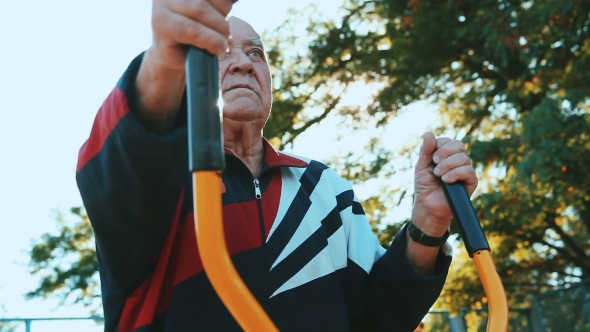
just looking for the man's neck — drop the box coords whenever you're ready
[223,120,266,178]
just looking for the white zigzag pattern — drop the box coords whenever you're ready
[267,164,386,298]
[269,167,350,270]
[270,227,347,298]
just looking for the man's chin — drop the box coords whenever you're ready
[223,107,268,124]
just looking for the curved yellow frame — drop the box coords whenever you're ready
[193,171,279,332]
[473,250,509,331]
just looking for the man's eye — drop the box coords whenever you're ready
[249,50,262,58]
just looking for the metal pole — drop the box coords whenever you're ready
[580,281,590,325]
[533,296,545,331]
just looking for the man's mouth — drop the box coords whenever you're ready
[226,84,254,92]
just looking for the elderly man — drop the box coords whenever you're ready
[76,1,478,331]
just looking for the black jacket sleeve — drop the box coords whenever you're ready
[76,53,188,302]
[363,224,451,331]
[341,191,451,331]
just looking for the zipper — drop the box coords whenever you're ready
[253,179,265,241]
[253,179,262,199]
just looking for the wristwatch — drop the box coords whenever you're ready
[407,220,450,247]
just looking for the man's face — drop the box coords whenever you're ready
[219,18,272,123]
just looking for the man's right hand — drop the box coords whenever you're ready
[135,0,237,133]
[151,0,236,72]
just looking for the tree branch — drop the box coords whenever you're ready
[279,84,351,149]
[545,213,589,268]
[579,198,590,237]
[462,57,508,85]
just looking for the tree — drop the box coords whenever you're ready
[0,298,19,332]
[27,0,590,317]
[26,207,101,313]
[265,0,590,312]
[0,322,18,332]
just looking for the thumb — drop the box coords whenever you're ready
[415,132,437,170]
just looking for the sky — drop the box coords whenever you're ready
[0,1,437,331]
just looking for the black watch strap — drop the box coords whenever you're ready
[407,220,450,247]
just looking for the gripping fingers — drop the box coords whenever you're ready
[435,137,452,149]
[440,164,478,197]
[207,0,236,17]
[152,0,229,54]
[433,140,466,164]
[169,0,231,35]
[433,153,471,177]
[439,165,476,183]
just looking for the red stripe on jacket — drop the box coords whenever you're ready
[116,169,284,330]
[117,190,185,332]
[77,87,130,173]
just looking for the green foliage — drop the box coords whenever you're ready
[0,300,18,332]
[26,207,100,313]
[26,0,590,317]
[0,323,18,332]
[263,0,590,313]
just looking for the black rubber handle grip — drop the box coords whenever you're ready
[186,47,225,171]
[442,181,490,256]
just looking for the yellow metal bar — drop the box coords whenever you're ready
[472,250,509,332]
[193,171,279,332]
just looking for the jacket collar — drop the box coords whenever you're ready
[223,137,308,169]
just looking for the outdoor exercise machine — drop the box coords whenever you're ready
[186,46,509,331]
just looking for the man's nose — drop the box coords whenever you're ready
[228,51,253,75]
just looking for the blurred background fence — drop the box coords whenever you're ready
[0,317,104,332]
[1,279,588,332]
[422,278,590,332]
[532,278,590,332]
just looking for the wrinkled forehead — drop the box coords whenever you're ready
[228,18,264,48]
[241,37,264,48]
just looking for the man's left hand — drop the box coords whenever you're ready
[411,132,478,237]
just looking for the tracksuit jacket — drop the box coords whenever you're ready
[76,53,452,332]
